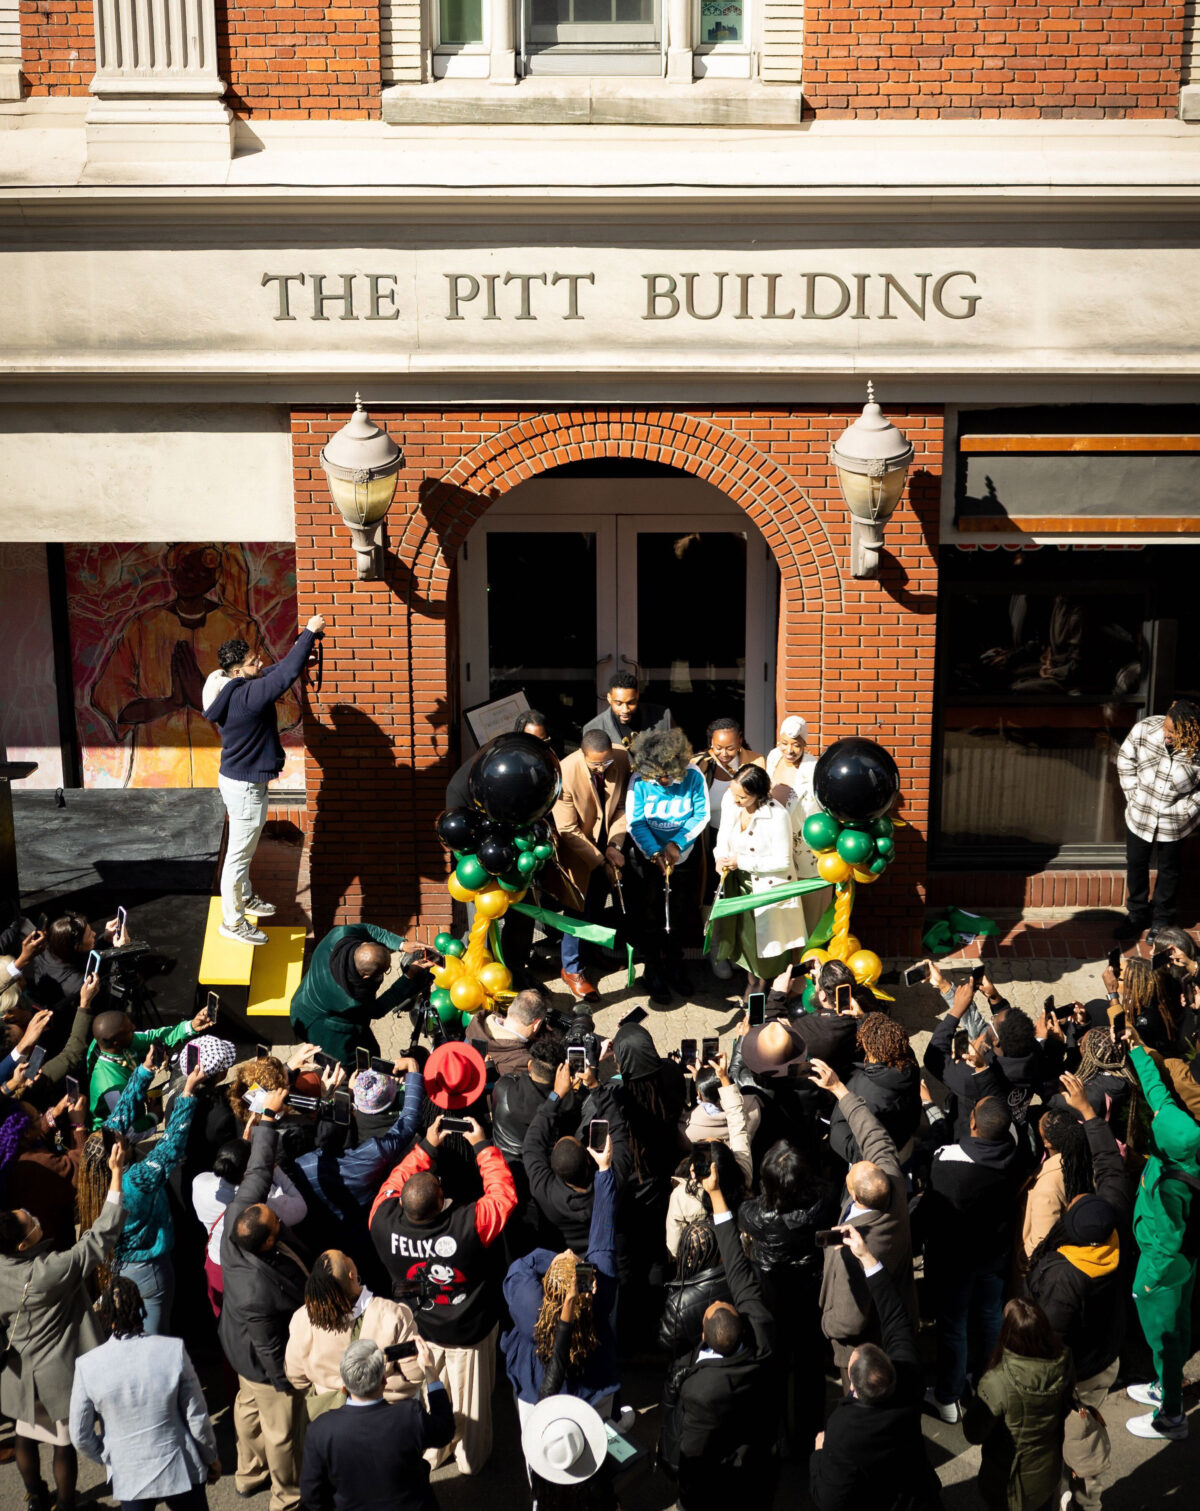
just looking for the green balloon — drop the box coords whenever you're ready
[429,988,453,1013]
[836,828,874,865]
[800,978,817,1013]
[442,939,465,957]
[868,856,889,875]
[802,812,840,852]
[513,832,535,852]
[436,999,459,1026]
[460,1011,475,1029]
[874,835,895,859]
[433,932,456,954]
[869,816,895,840]
[497,871,525,892]
[516,851,539,877]
[533,843,554,862]
[456,854,490,891]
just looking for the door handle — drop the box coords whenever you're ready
[596,654,613,668]
[621,654,642,681]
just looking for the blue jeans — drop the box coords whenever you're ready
[119,1254,175,1336]
[560,866,610,976]
[933,1257,1005,1405]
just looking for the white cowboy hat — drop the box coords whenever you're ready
[521,1395,608,1485]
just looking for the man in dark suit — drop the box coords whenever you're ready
[219,1092,310,1510]
[672,1161,777,1505]
[810,1225,942,1511]
[300,1337,454,1511]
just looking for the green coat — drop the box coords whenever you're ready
[288,923,417,1061]
[1129,1045,1200,1292]
[87,1018,198,1130]
[964,1348,1075,1511]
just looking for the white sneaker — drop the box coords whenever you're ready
[613,1405,636,1433]
[923,1387,960,1424]
[243,894,277,918]
[219,918,269,946]
[1126,1409,1187,1441]
[711,954,733,980]
[1126,1380,1163,1408]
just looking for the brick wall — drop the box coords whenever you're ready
[802,0,1185,118]
[217,1,379,119]
[291,405,943,957]
[19,0,93,94]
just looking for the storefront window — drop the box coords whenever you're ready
[440,0,484,44]
[934,545,1198,862]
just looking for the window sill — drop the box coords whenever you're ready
[381,76,804,126]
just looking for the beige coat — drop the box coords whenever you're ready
[552,747,631,899]
[284,1293,423,1402]
[666,1083,754,1256]
[1021,1154,1065,1259]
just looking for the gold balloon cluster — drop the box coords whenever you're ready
[801,877,884,990]
[428,875,526,1021]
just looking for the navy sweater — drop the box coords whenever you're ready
[203,629,315,783]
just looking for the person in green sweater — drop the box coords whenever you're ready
[1124,1041,1200,1441]
[289,923,430,1065]
[87,999,214,1130]
[78,1049,205,1335]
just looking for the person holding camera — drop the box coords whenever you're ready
[299,1337,453,1511]
[369,1051,518,1477]
[502,1134,619,1425]
[287,923,432,1068]
[203,614,326,946]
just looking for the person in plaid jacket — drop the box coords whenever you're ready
[1115,699,1200,941]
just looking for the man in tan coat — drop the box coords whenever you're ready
[811,1057,917,1374]
[552,731,631,1002]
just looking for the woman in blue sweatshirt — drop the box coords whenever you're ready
[625,728,710,1003]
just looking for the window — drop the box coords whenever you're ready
[523,0,663,73]
[441,0,485,44]
[934,545,1199,865]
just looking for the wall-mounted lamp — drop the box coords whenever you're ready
[320,395,403,581]
[830,382,914,580]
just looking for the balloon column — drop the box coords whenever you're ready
[430,734,562,1030]
[795,737,900,994]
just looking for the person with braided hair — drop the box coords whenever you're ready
[1021,1108,1095,1261]
[502,1133,619,1425]
[1115,954,1180,1055]
[1054,1027,1139,1128]
[1115,696,1200,941]
[70,1275,219,1511]
[0,1081,90,1254]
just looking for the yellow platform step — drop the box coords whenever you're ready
[197,897,255,988]
[246,925,307,1018]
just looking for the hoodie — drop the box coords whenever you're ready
[925,1132,1024,1267]
[1129,1044,1200,1286]
[202,629,315,783]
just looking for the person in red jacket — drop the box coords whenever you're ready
[369,1041,517,1476]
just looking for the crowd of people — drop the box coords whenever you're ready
[0,633,1196,1511]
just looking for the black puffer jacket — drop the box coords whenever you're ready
[829,1061,921,1165]
[737,1185,838,1281]
[657,1263,731,1364]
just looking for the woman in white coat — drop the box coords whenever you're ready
[765,714,831,939]
[710,764,809,999]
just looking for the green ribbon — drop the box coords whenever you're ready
[488,923,504,967]
[509,902,636,987]
[704,878,833,953]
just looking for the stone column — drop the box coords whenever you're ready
[666,0,693,82]
[489,0,517,82]
[87,0,234,164]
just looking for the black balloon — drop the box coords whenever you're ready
[813,738,900,825]
[478,836,518,875]
[467,733,562,827]
[435,806,485,854]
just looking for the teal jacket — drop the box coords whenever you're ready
[1130,1045,1200,1290]
[289,924,418,1044]
[104,1066,197,1266]
[87,1019,198,1131]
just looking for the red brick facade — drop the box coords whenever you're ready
[802,0,1185,119]
[19,0,94,95]
[291,406,944,956]
[217,1,379,119]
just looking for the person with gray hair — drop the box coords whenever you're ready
[467,987,549,1079]
[299,1336,453,1511]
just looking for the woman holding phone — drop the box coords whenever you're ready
[710,764,810,1001]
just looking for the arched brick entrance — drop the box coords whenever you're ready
[291,404,942,952]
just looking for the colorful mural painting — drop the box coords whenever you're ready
[0,544,64,790]
[66,543,304,790]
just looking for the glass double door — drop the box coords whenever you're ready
[458,490,777,755]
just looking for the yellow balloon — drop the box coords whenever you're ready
[447,875,477,904]
[817,852,853,884]
[479,961,513,995]
[827,934,861,962]
[851,866,880,885]
[847,948,883,986]
[450,976,486,1012]
[800,947,830,968]
[434,956,464,986]
[474,888,510,920]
